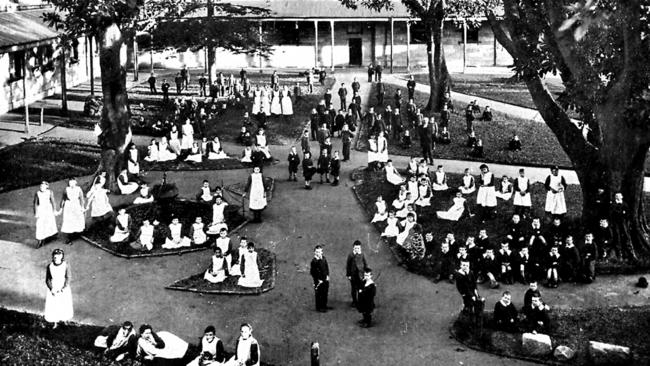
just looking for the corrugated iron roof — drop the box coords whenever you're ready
[206,0,412,19]
[0,9,58,50]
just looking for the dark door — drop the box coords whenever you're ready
[348,38,362,66]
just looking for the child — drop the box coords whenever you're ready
[215,228,233,270]
[402,129,412,148]
[382,210,399,238]
[495,176,512,200]
[471,139,484,158]
[144,139,159,162]
[439,127,451,144]
[371,196,388,223]
[137,219,155,251]
[162,218,191,249]
[302,151,316,190]
[513,168,532,219]
[436,191,471,221]
[204,247,228,283]
[229,236,248,277]
[110,208,131,243]
[414,178,432,208]
[459,168,476,194]
[317,150,331,184]
[300,129,311,155]
[385,160,405,186]
[432,165,449,191]
[207,196,228,234]
[330,151,341,186]
[190,217,207,245]
[288,146,301,182]
[497,242,514,285]
[546,246,561,288]
[237,242,264,288]
[133,184,154,205]
[396,213,417,246]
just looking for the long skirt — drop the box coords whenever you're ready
[61,201,85,234]
[44,286,73,323]
[35,204,58,241]
[476,186,497,207]
[513,192,532,207]
[545,192,567,215]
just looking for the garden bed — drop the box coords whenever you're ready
[0,138,100,193]
[451,305,650,365]
[0,307,276,366]
[351,168,650,278]
[166,248,276,295]
[82,200,247,258]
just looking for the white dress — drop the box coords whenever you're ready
[185,146,203,163]
[60,186,85,234]
[44,261,73,323]
[261,91,271,116]
[188,336,223,366]
[393,199,408,219]
[545,174,567,215]
[256,135,271,159]
[158,141,177,162]
[281,90,293,115]
[225,337,260,366]
[407,180,418,199]
[252,90,261,115]
[396,220,416,246]
[414,185,432,207]
[163,223,191,248]
[432,172,449,191]
[169,132,182,155]
[385,165,405,186]
[459,175,476,195]
[138,224,154,250]
[229,246,246,277]
[181,124,194,150]
[204,255,228,283]
[191,222,207,245]
[371,200,388,223]
[513,176,532,207]
[207,202,229,234]
[367,139,378,163]
[476,172,497,207]
[117,171,139,195]
[145,144,159,162]
[437,197,466,221]
[87,186,113,218]
[496,181,513,200]
[127,149,140,175]
[376,136,389,163]
[270,90,282,115]
[381,217,399,237]
[237,250,264,287]
[110,213,130,242]
[35,190,58,240]
[241,148,252,163]
[248,173,267,210]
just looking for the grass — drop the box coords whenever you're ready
[352,168,650,278]
[451,306,650,365]
[57,70,336,146]
[137,146,248,171]
[368,82,650,172]
[0,138,100,193]
[166,248,276,295]
[82,200,247,258]
[412,72,566,111]
[0,307,276,366]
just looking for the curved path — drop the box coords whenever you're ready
[0,70,648,365]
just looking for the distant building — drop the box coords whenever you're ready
[141,0,512,72]
[0,1,94,114]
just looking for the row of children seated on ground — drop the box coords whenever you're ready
[109,196,231,251]
[423,216,605,288]
[95,321,261,366]
[204,231,264,288]
[143,135,230,163]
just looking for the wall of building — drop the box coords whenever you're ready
[137,20,512,72]
[0,36,92,114]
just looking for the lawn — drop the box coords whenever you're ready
[82,200,247,258]
[452,305,650,365]
[364,82,650,172]
[0,307,276,366]
[411,72,566,111]
[0,139,100,193]
[166,248,276,295]
[352,168,650,278]
[57,69,336,146]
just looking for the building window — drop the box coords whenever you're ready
[460,27,480,44]
[272,21,301,46]
[38,45,55,70]
[347,24,362,34]
[409,22,426,44]
[8,51,24,81]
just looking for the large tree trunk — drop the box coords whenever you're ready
[97,23,132,192]
[424,13,451,113]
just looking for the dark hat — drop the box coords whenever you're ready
[636,277,648,288]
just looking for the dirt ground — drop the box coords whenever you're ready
[1,72,649,365]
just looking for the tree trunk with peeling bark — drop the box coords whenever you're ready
[96,23,132,192]
[423,11,450,113]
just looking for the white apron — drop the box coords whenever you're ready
[44,262,73,323]
[248,173,267,210]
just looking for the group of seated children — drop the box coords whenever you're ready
[492,285,551,334]
[428,216,602,290]
[204,231,265,288]
[144,133,230,164]
[95,321,261,366]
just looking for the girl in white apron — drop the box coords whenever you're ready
[44,249,73,328]
[60,178,85,245]
[34,181,59,247]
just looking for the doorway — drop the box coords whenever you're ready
[348,38,362,66]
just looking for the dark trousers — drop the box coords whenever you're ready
[162,92,169,102]
[149,84,157,94]
[176,84,182,95]
[342,140,351,161]
[377,93,384,105]
[349,278,362,305]
[251,209,263,223]
[375,72,382,82]
[421,143,433,164]
[340,97,347,111]
[315,281,329,310]
[199,85,206,97]
[361,311,372,325]
[408,89,414,100]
